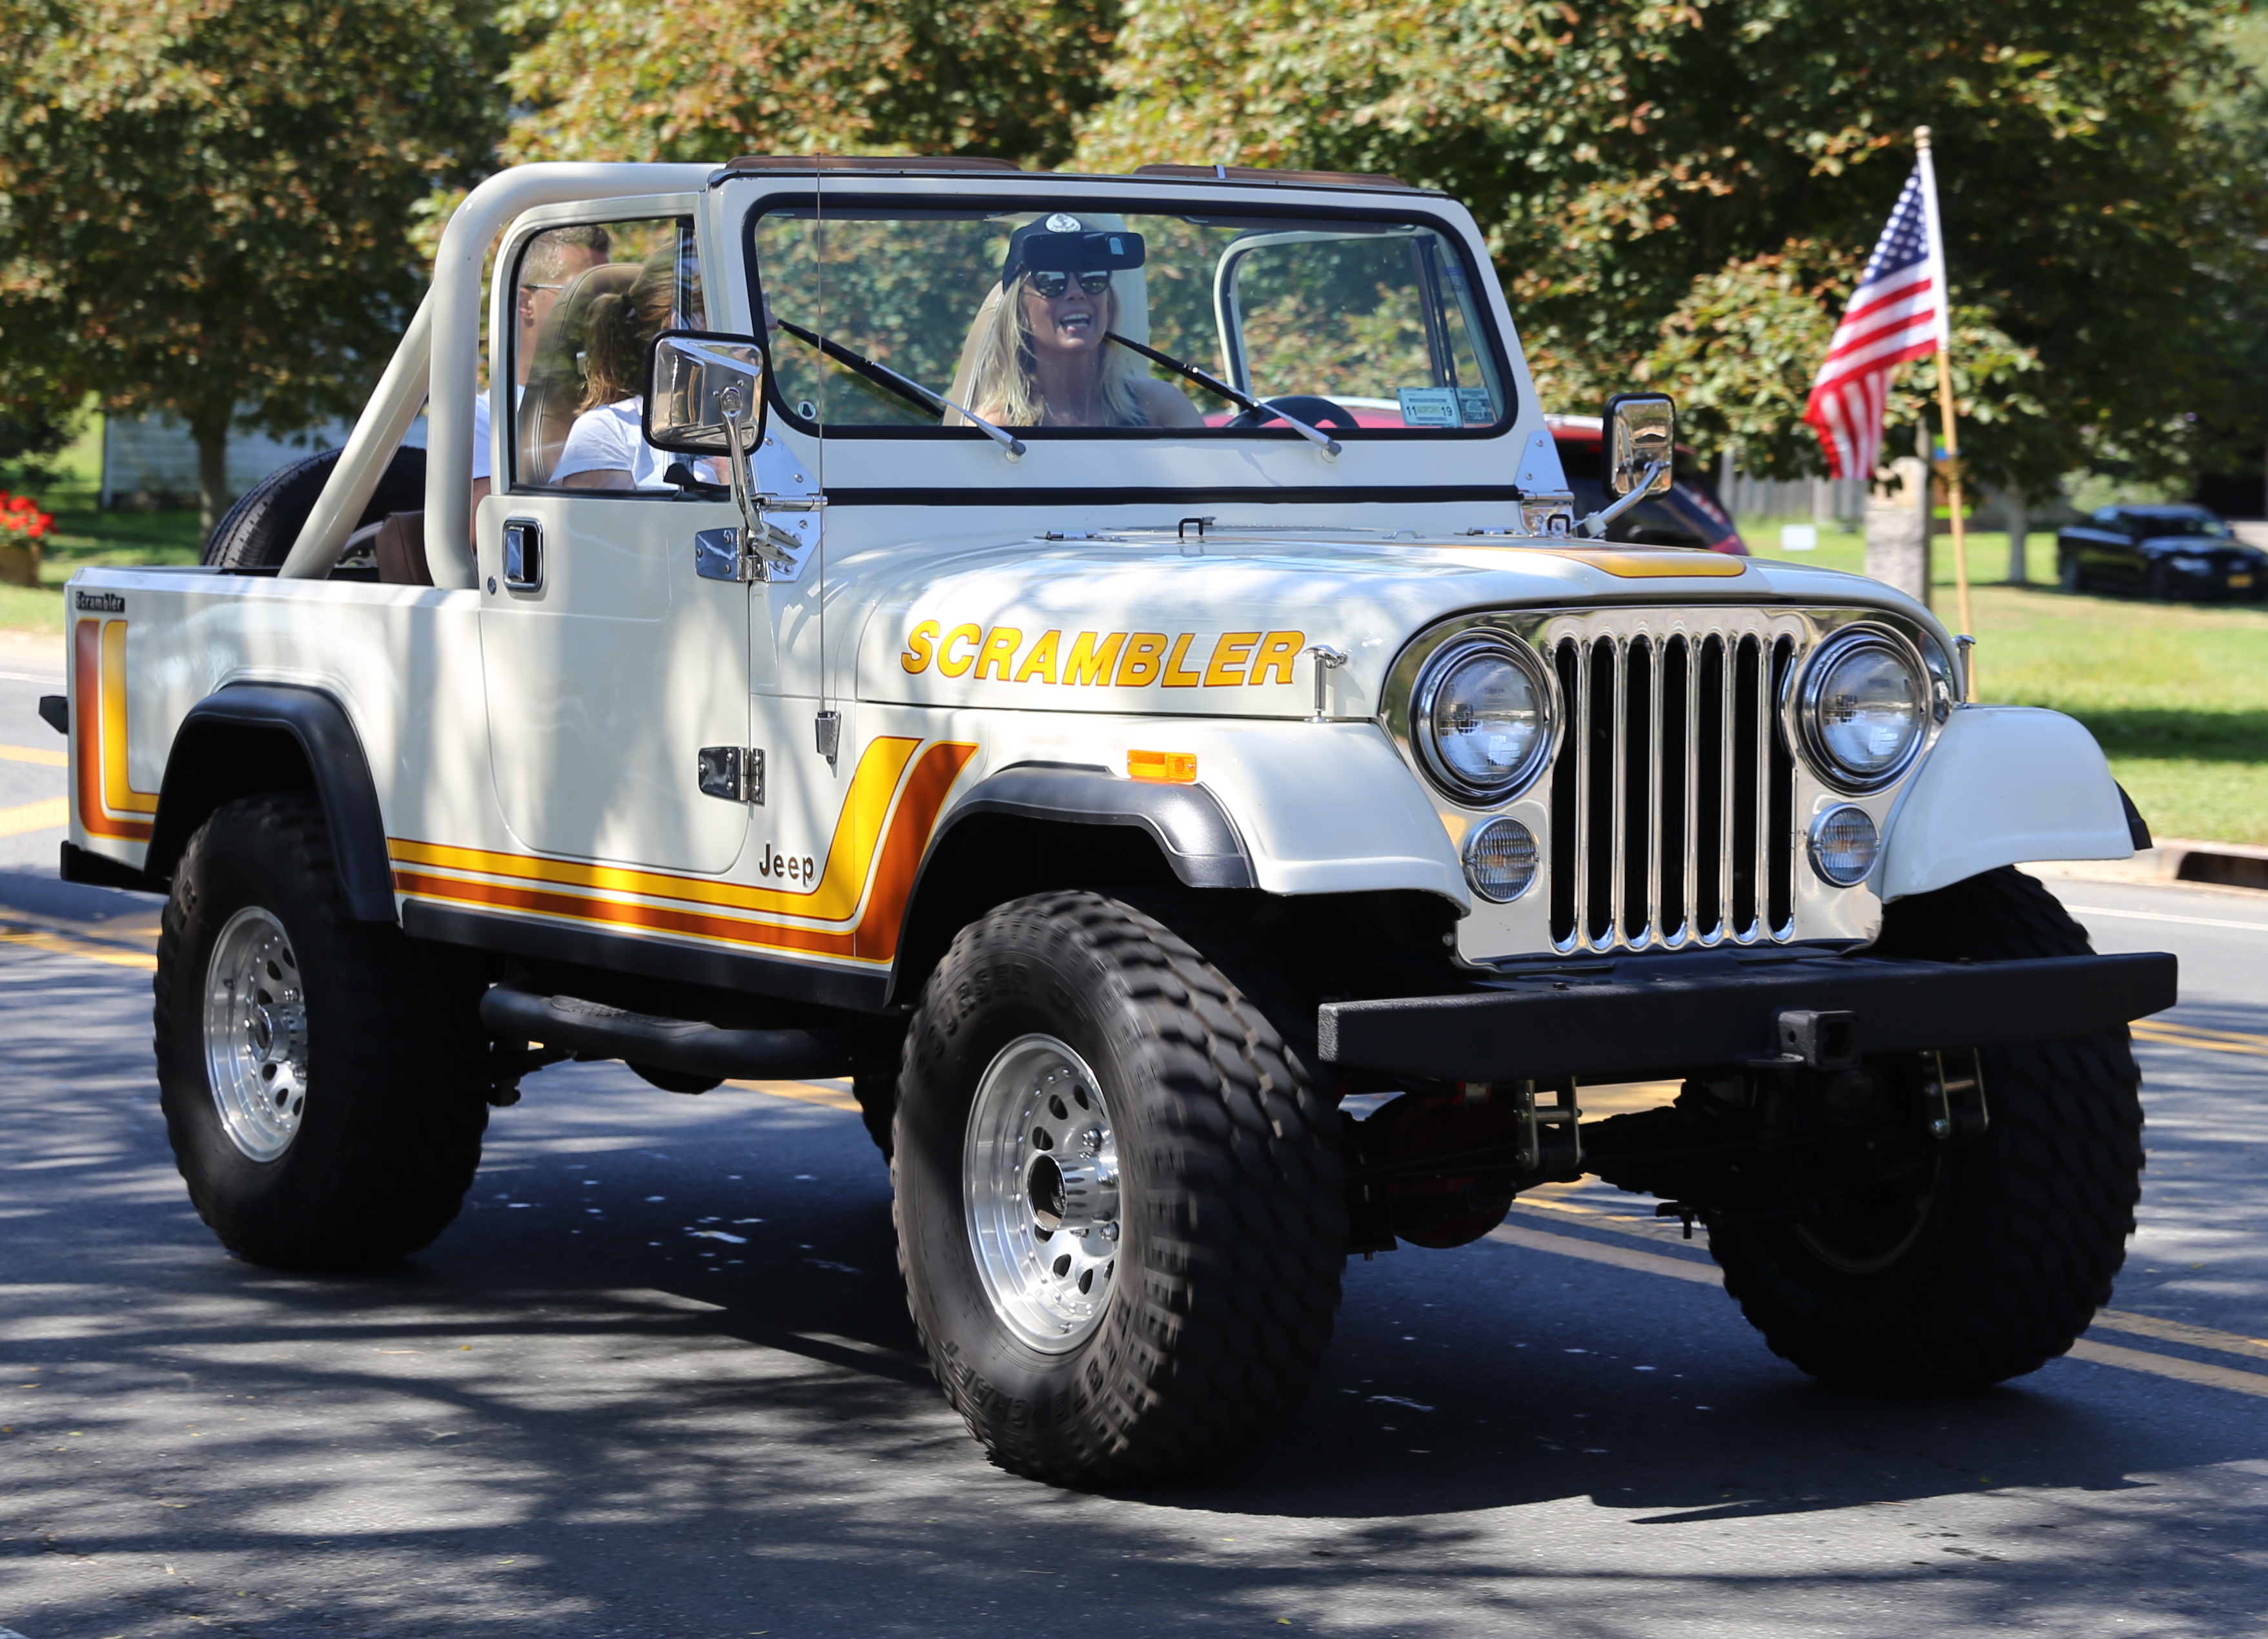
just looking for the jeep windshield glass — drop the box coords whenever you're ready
[751,205,1509,437]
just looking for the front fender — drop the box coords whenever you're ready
[1167,720,1467,904]
[1879,705,2132,902]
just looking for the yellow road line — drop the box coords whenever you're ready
[0,743,67,768]
[0,798,66,838]
[2136,1019,2268,1047]
[729,1078,861,1112]
[1490,1221,2268,1401]
[2132,1023,2268,1058]
[2093,1308,2268,1364]
[0,923,156,971]
[2066,1339,2268,1402]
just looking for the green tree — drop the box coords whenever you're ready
[501,0,1121,170]
[1076,0,2268,497]
[0,0,507,532]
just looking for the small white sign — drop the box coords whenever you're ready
[1396,387,1460,428]
[1780,524,1819,552]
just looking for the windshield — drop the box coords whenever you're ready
[2137,511,2230,538]
[749,203,1510,438]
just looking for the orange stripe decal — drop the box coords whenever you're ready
[390,736,923,919]
[73,618,155,842]
[391,738,980,966]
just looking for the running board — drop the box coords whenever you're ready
[478,985,851,1083]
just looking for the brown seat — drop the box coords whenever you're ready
[374,511,431,586]
[516,262,640,486]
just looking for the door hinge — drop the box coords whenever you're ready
[697,746,764,805]
[694,506,822,584]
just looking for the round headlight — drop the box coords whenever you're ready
[1464,816,1539,902]
[1414,636,1553,803]
[1799,630,1926,790]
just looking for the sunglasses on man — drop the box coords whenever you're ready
[1026,269,1115,298]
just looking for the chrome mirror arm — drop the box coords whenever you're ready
[1575,459,1667,539]
[719,386,797,570]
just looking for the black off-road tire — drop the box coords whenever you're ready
[153,793,491,1266]
[1708,867,2144,1391]
[203,445,425,570]
[2058,553,2084,593]
[894,891,1345,1487]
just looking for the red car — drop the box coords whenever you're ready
[1200,400,1746,553]
[1544,415,1746,554]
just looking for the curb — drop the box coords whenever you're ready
[2031,837,2268,893]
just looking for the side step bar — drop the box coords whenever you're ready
[479,985,851,1084]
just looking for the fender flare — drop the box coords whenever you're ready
[146,683,397,922]
[930,762,1257,889]
[1879,705,2133,902]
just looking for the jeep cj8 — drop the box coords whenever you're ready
[48,159,2174,1487]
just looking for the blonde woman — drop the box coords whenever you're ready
[954,216,1201,430]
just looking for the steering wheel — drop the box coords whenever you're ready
[1225,393,1361,432]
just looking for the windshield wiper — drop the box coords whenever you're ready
[1105,331,1342,457]
[776,319,1025,459]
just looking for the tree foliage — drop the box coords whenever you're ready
[501,0,1121,170]
[0,0,506,527]
[1075,0,2268,493]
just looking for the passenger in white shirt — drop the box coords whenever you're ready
[469,225,612,519]
[551,247,793,492]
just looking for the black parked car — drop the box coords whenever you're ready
[2056,504,2266,601]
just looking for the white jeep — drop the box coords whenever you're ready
[51,158,2174,1487]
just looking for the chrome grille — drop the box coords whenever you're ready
[1545,626,1798,952]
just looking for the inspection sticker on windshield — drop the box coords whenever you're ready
[1456,387,1494,424]
[1397,387,1461,426]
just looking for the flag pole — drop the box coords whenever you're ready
[1914,125,1975,695]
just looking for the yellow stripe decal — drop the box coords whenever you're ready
[99,620,159,816]
[389,736,923,922]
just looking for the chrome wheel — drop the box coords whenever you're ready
[963,1034,1120,1352]
[203,906,310,1163]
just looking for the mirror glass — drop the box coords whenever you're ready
[646,331,768,455]
[1604,392,1675,497]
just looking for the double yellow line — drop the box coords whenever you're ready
[2132,1017,2268,1058]
[1501,1199,2268,1403]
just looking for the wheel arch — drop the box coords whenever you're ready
[886,763,1254,1005]
[145,684,397,923]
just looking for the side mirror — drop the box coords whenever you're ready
[1603,392,1676,498]
[644,330,769,455]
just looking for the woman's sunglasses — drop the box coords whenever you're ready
[1027,269,1114,298]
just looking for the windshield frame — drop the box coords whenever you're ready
[737,189,1522,445]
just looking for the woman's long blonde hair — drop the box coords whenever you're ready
[579,247,678,413]
[951,274,1150,428]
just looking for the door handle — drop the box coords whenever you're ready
[502,519,543,592]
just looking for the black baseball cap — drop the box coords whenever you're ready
[1000,213,1147,286]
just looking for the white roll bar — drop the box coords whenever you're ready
[280,162,718,586]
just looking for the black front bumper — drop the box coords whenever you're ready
[1317,949,2177,1084]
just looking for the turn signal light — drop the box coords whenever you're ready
[1128,749,1198,783]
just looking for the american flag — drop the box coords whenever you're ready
[1803,160,1951,480]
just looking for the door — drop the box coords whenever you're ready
[478,210,753,874]
[479,493,752,872]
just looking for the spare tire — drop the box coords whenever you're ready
[203,445,426,572]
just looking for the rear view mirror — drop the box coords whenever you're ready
[1604,392,1676,498]
[645,331,769,455]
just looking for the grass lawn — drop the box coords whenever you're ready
[1747,522,2268,846]
[1,417,205,632]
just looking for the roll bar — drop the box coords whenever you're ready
[279,162,717,586]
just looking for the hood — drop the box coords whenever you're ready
[852,530,1941,719]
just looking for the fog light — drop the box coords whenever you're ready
[1464,816,1539,903]
[1809,805,1879,887]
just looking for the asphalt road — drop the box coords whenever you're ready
[4,645,2267,1638]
